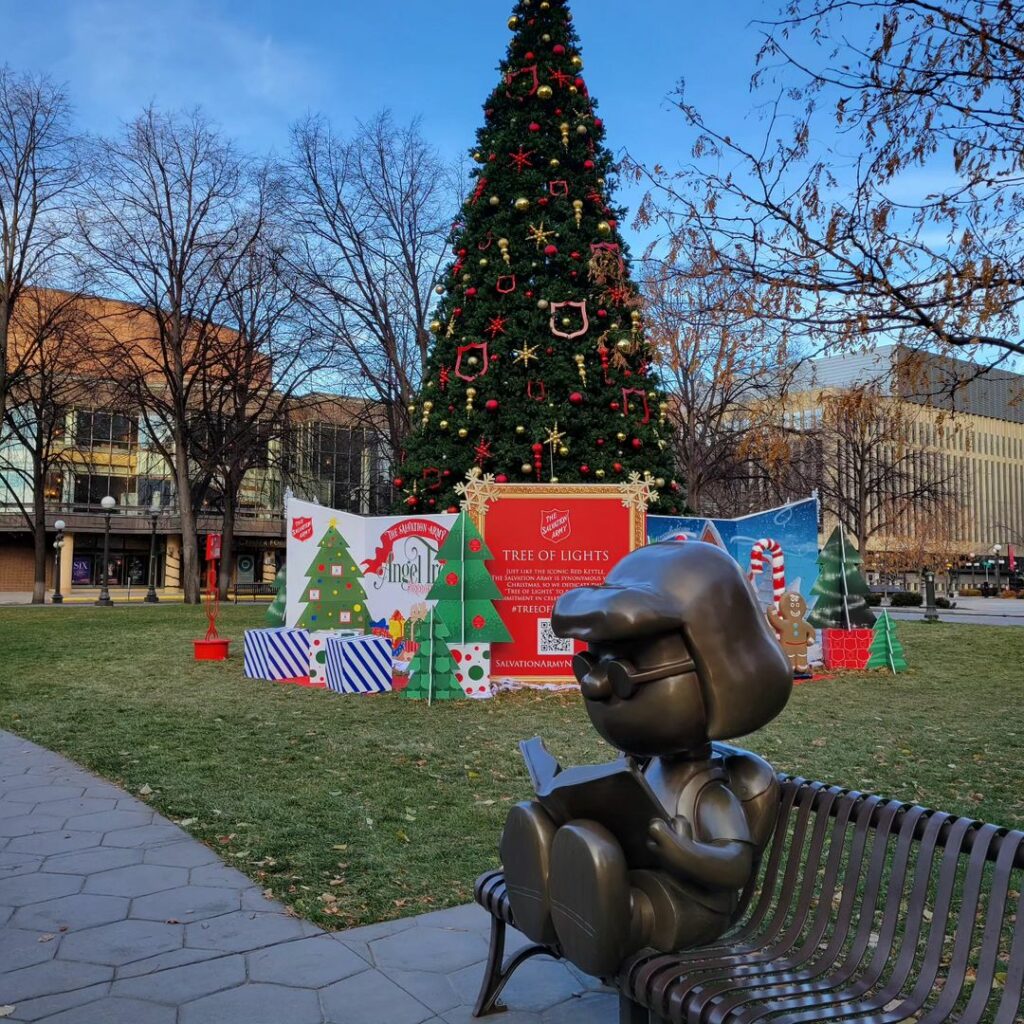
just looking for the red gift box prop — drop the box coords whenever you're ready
[821,628,873,670]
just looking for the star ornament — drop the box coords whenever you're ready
[513,342,540,367]
[485,315,507,339]
[618,471,659,512]
[455,472,502,516]
[509,146,535,173]
[527,221,557,249]
[544,422,567,449]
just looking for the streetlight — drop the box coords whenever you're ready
[923,568,940,623]
[52,519,66,605]
[992,543,1002,592]
[96,495,116,607]
[144,496,161,603]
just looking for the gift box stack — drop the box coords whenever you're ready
[243,627,311,684]
[325,635,394,694]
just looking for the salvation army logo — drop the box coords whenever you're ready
[291,516,314,542]
[540,509,571,544]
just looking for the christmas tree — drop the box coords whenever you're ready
[265,565,287,626]
[866,611,908,673]
[428,511,512,644]
[296,520,370,633]
[808,526,876,630]
[394,0,681,513]
[402,607,465,702]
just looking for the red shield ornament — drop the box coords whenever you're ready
[505,64,539,98]
[549,300,589,340]
[455,341,490,381]
[540,509,572,544]
[291,517,313,542]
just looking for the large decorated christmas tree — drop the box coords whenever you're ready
[296,520,370,632]
[395,0,681,513]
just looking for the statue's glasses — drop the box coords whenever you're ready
[572,651,697,701]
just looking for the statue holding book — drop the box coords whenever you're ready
[500,541,793,978]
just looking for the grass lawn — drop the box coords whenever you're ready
[1,604,1022,930]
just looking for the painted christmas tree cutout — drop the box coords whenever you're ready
[402,606,465,702]
[867,611,908,673]
[808,526,876,629]
[296,519,370,633]
[428,512,512,645]
[265,565,287,626]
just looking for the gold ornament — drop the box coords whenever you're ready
[595,468,606,479]
[439,420,449,430]
[521,463,533,474]
[434,284,445,295]
[540,1,550,9]
[473,151,484,163]
[498,236,511,265]
[574,353,587,385]
[407,403,416,413]
[655,477,666,488]
[466,355,479,367]
[515,425,526,435]
[573,198,583,226]
[631,309,642,321]
[616,337,632,352]
[537,298,549,309]
[508,15,519,29]
[527,221,557,248]
[561,316,572,327]
[550,476,559,483]
[462,273,472,282]
[423,400,433,411]
[514,197,531,212]
[558,445,569,456]
[596,177,606,187]
[544,422,567,448]
[617,431,627,442]
[458,428,469,439]
[513,343,540,367]
[576,124,588,136]
[537,84,553,101]
[549,157,560,168]
[568,85,578,94]
[560,122,570,149]
[571,55,583,69]
[466,386,477,413]
[429,320,442,334]
[479,258,489,267]
[489,195,501,206]
[597,220,612,236]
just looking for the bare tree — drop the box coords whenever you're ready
[642,261,802,516]
[0,289,90,602]
[0,67,80,424]
[286,111,452,466]
[631,0,1024,385]
[797,386,959,554]
[77,107,256,603]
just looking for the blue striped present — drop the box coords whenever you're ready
[243,627,310,681]
[324,635,393,695]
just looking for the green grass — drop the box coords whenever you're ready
[0,605,1021,929]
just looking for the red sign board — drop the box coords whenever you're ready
[205,534,222,561]
[475,485,646,684]
[291,516,314,542]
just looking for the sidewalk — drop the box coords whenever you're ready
[0,732,614,1022]
[0,590,272,607]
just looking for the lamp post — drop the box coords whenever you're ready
[96,495,116,607]
[992,544,1002,592]
[923,568,940,623]
[144,498,161,604]
[52,519,66,604]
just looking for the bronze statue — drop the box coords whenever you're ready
[500,541,793,978]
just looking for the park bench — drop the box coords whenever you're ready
[232,582,276,603]
[473,774,1024,1022]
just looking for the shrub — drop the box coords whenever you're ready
[891,592,923,607]
[866,593,882,606]
[998,590,1018,599]
[958,587,981,596]
[936,596,951,609]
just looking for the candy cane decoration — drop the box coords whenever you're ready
[749,539,786,610]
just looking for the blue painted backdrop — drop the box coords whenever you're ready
[648,497,820,609]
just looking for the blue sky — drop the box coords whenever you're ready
[4,0,774,229]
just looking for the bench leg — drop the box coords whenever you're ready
[619,993,650,1023]
[472,915,555,1017]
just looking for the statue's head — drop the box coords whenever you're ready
[552,542,792,758]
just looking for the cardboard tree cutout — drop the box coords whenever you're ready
[866,610,908,673]
[401,606,465,703]
[296,519,370,633]
[428,510,511,697]
[265,565,287,627]
[809,526,876,669]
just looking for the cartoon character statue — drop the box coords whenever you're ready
[767,590,816,677]
[499,541,793,978]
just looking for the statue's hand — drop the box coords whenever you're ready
[646,816,693,872]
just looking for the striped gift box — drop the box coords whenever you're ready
[324,635,394,695]
[243,627,310,681]
[309,629,362,688]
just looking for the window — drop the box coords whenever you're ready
[73,474,136,508]
[74,409,139,450]
[291,422,387,514]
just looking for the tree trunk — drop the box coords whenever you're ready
[217,483,237,601]
[0,301,9,422]
[174,442,201,604]
[31,485,47,605]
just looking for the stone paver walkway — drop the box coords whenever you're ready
[0,732,615,1022]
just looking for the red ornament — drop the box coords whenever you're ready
[392,477,404,488]
[446,571,459,587]
[472,614,487,630]
[447,505,458,513]
[631,438,643,450]
[538,197,550,207]
[485,399,500,412]
[466,286,477,297]
[613,462,624,473]
[575,77,585,87]
[580,464,591,475]
[569,392,583,405]
[596,438,606,447]
[545,346,554,355]
[531,443,544,453]
[597,308,607,318]
[406,496,420,507]
[544,243,559,256]
[525,51,535,60]
[458,247,467,257]
[583,159,595,170]
[570,251,581,260]
[553,44,566,54]
[494,475,508,484]
[528,122,541,132]
[594,118,603,128]
[609,400,621,411]
[442,469,452,478]
[428,499,436,507]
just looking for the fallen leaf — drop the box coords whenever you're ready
[37,934,55,943]
[0,1006,14,1018]
[179,818,197,827]
[332,844,349,852]
[812,738,826,748]
[138,784,153,796]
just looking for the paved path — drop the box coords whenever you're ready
[0,732,615,1022]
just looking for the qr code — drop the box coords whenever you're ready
[537,618,573,656]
